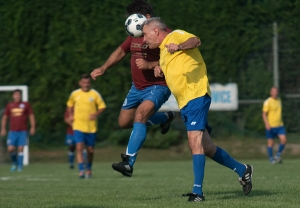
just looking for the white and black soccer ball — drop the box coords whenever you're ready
[125,14,147,38]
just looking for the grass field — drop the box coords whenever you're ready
[1,159,300,208]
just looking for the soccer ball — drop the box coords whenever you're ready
[125,14,147,38]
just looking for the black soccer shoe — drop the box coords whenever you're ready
[160,111,176,134]
[182,193,205,202]
[112,153,133,177]
[239,164,254,195]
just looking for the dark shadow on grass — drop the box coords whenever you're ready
[211,189,278,199]
[61,206,107,208]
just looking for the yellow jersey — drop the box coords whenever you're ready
[159,30,210,109]
[67,89,106,133]
[262,97,283,127]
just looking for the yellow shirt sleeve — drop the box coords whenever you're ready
[169,30,198,45]
[262,100,269,113]
[67,92,75,107]
[96,93,106,109]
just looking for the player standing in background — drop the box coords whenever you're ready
[142,17,253,202]
[67,74,106,178]
[64,108,76,169]
[90,0,175,177]
[64,108,87,169]
[262,87,287,164]
[1,89,35,172]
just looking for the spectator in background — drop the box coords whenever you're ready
[67,74,106,178]
[64,107,87,169]
[1,89,35,172]
[262,86,287,164]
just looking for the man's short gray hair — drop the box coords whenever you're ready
[142,17,167,31]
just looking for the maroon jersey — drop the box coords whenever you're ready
[64,109,74,135]
[4,102,33,131]
[120,35,168,90]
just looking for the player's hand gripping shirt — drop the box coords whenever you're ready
[4,102,34,131]
[159,30,211,109]
[67,89,106,133]
[262,97,283,127]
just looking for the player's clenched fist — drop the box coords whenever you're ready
[135,58,149,70]
[154,66,164,77]
[164,43,180,54]
[90,67,106,80]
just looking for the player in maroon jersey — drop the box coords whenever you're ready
[90,0,175,177]
[1,89,35,172]
[64,108,75,169]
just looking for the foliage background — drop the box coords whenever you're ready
[0,0,299,148]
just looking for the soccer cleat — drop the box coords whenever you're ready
[160,111,176,134]
[85,170,92,179]
[10,165,17,172]
[270,160,277,165]
[112,153,133,177]
[78,171,85,178]
[274,155,282,164]
[182,193,205,202]
[239,164,253,195]
[70,164,74,169]
[17,167,23,172]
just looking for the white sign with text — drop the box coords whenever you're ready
[159,83,238,112]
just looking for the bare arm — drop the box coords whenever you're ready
[29,114,36,135]
[1,114,7,136]
[90,108,106,120]
[135,59,159,70]
[64,116,73,126]
[262,111,271,130]
[165,37,201,54]
[90,47,127,80]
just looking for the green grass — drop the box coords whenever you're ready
[1,160,300,208]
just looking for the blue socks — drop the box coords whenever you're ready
[10,152,17,165]
[86,162,92,171]
[17,152,24,169]
[267,146,274,161]
[276,144,285,157]
[192,154,205,196]
[211,146,246,178]
[78,163,84,172]
[68,151,74,165]
[146,112,168,126]
[126,122,147,167]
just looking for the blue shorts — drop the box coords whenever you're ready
[180,95,212,132]
[65,134,75,146]
[266,126,286,139]
[7,131,27,147]
[74,130,96,147]
[122,83,171,112]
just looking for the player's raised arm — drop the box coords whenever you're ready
[90,47,127,80]
[165,37,201,54]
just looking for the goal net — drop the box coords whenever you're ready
[0,86,29,165]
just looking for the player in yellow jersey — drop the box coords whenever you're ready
[262,87,287,164]
[142,17,253,202]
[67,74,106,178]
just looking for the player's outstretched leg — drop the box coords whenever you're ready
[211,146,253,195]
[112,122,146,177]
[146,111,176,134]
